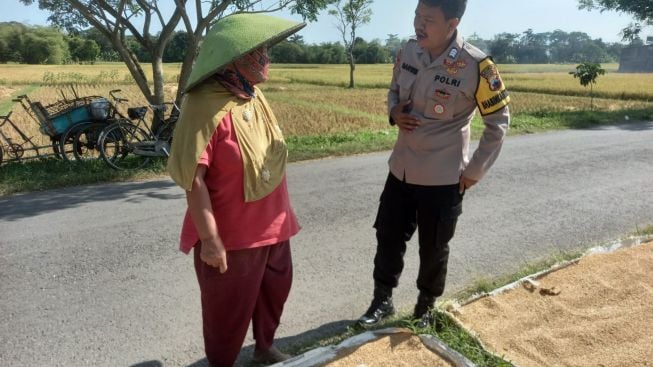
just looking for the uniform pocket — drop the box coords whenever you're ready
[424,86,458,120]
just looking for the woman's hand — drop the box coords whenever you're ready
[187,165,227,273]
[200,236,228,273]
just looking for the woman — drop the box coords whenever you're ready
[167,14,305,367]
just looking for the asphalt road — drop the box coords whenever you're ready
[1,122,652,367]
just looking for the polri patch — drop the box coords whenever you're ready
[434,74,462,88]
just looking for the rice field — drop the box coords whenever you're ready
[1,63,652,155]
[0,63,184,86]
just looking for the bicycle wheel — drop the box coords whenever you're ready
[72,122,106,161]
[51,138,63,159]
[99,121,152,170]
[59,122,92,162]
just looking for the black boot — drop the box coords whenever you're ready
[357,284,395,327]
[412,292,435,329]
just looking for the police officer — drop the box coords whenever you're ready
[358,0,510,328]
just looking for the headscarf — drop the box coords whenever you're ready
[213,48,270,100]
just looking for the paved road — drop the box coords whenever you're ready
[1,122,652,367]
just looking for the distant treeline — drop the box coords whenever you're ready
[0,22,634,65]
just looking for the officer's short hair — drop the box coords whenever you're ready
[420,0,467,20]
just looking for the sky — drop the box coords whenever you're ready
[2,0,651,44]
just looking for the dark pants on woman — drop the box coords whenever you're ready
[373,173,463,299]
[194,240,292,367]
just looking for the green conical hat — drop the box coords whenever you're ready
[184,13,306,92]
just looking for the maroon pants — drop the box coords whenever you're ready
[194,240,293,367]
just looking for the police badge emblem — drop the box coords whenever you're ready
[434,104,445,114]
[480,63,503,91]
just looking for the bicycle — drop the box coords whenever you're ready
[97,102,179,170]
[64,89,130,162]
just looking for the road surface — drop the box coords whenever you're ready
[1,122,652,366]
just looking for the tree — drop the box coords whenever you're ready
[328,0,372,88]
[569,62,606,109]
[163,31,189,63]
[488,33,519,64]
[82,28,121,61]
[514,29,549,64]
[353,37,390,63]
[68,36,100,63]
[19,0,333,131]
[384,33,403,60]
[465,33,489,54]
[578,0,653,42]
[22,27,69,64]
[306,42,346,63]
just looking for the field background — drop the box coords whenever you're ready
[1,62,653,161]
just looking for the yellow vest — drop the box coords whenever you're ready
[167,81,287,202]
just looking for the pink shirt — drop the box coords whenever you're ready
[179,112,300,254]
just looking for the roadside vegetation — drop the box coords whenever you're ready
[1,63,652,196]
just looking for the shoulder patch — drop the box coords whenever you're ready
[475,57,510,116]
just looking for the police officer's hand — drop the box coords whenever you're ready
[391,100,421,132]
[459,175,477,194]
[200,236,228,273]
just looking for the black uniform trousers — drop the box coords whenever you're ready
[373,172,463,299]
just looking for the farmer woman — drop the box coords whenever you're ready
[167,13,305,367]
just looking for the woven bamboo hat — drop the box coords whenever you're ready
[184,13,306,92]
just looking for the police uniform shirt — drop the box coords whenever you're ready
[387,32,510,186]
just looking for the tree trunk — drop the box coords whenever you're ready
[150,57,166,133]
[348,50,355,89]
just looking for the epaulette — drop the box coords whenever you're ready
[462,42,488,62]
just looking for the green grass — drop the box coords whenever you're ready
[287,129,397,161]
[281,310,513,367]
[0,157,168,196]
[451,250,583,302]
[510,107,653,134]
[2,105,652,196]
[635,225,653,236]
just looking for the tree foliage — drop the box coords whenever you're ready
[0,22,80,64]
[485,29,621,64]
[578,0,653,41]
[328,0,373,88]
[18,0,334,130]
[569,62,606,109]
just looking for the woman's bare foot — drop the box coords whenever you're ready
[253,345,291,364]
